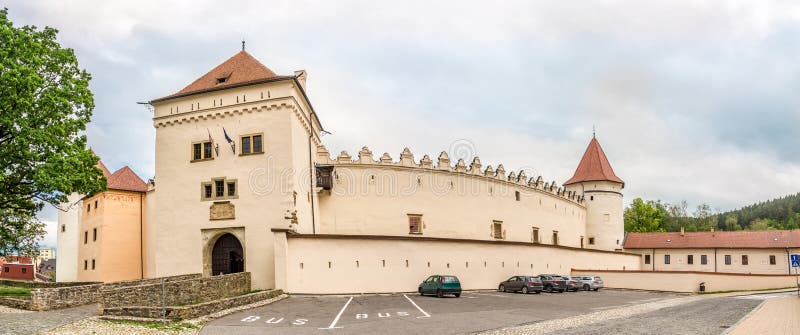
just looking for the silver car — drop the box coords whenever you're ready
[573,276,603,291]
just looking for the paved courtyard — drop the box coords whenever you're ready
[0,304,97,335]
[200,290,679,335]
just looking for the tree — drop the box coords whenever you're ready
[0,8,105,256]
[624,198,666,233]
[724,214,742,231]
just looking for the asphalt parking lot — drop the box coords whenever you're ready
[200,289,679,335]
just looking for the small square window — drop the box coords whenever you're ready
[408,214,422,234]
[532,227,539,243]
[742,255,748,265]
[724,255,731,265]
[701,255,708,265]
[94,200,98,209]
[204,184,212,199]
[241,137,251,155]
[588,237,595,245]
[61,224,65,233]
[253,135,263,153]
[515,191,520,201]
[770,255,776,265]
[193,143,202,160]
[227,182,236,197]
[493,221,503,239]
[687,255,694,264]
[203,142,213,159]
[644,254,651,264]
[21,268,26,274]
[87,204,90,212]
[91,259,96,270]
[552,231,559,245]
[664,255,671,264]
[215,180,225,197]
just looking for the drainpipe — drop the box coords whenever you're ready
[140,193,144,279]
[714,248,718,273]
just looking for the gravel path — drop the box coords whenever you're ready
[481,295,706,335]
[547,296,762,335]
[0,304,97,335]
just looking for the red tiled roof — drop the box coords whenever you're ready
[564,137,624,185]
[153,51,283,102]
[107,166,148,192]
[624,230,800,249]
[97,159,112,179]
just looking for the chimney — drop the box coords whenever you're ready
[294,70,307,90]
[680,226,685,237]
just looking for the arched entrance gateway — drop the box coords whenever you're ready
[211,233,244,276]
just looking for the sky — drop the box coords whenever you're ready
[6,1,800,249]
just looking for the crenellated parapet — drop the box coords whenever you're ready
[316,145,584,205]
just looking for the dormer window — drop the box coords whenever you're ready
[216,71,232,85]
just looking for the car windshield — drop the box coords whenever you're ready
[443,276,459,283]
[595,277,602,281]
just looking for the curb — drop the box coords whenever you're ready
[719,299,767,335]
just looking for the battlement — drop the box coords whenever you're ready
[317,145,585,205]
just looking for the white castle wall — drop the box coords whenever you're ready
[56,193,82,282]
[316,146,591,248]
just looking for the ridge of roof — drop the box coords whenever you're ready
[564,137,624,185]
[107,166,148,193]
[152,51,280,102]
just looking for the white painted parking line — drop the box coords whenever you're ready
[319,296,353,330]
[403,294,431,318]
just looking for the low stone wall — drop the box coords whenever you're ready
[0,279,100,288]
[103,289,282,321]
[0,273,202,311]
[571,269,800,293]
[0,297,33,310]
[102,272,251,308]
[100,273,201,290]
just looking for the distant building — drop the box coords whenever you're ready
[623,228,800,274]
[38,259,57,280]
[0,256,35,281]
[38,248,55,261]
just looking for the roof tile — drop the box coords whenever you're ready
[624,230,800,249]
[564,137,623,185]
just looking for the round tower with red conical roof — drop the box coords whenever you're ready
[564,136,625,251]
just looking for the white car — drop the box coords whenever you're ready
[573,276,604,291]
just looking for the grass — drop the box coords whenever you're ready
[698,286,798,295]
[107,319,199,331]
[0,285,30,297]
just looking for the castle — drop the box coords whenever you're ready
[58,50,640,292]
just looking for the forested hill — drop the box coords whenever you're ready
[716,192,800,231]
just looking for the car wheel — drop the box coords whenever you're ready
[454,293,461,298]
[436,289,443,298]
[583,284,590,291]
[535,290,541,294]
[544,284,552,292]
[594,288,600,291]
[419,287,424,296]
[499,284,506,293]
[522,286,529,294]
[559,289,565,293]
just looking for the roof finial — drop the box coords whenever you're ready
[241,39,246,51]
[592,125,596,139]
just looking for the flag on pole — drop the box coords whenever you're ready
[207,129,218,157]
[223,127,236,154]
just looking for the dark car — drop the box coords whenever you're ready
[418,275,461,298]
[498,276,544,294]
[537,274,566,293]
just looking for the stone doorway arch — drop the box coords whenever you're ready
[202,227,245,277]
[211,234,244,276]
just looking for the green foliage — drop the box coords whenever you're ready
[624,198,666,232]
[0,285,31,297]
[0,8,105,256]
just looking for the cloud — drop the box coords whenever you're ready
[7,0,800,228]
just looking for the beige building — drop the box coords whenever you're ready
[623,229,800,275]
[75,160,148,282]
[60,50,640,292]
